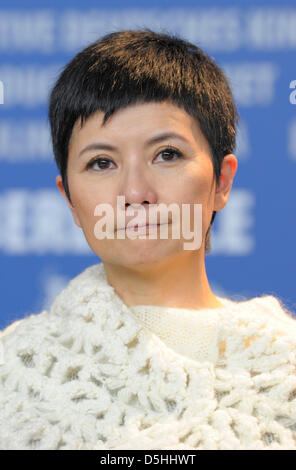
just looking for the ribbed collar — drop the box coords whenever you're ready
[128,300,233,363]
[73,261,236,363]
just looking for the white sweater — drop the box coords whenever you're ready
[1,262,296,450]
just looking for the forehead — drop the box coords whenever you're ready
[69,100,211,155]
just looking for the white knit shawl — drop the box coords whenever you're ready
[1,262,296,450]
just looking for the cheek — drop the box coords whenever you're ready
[70,182,101,231]
[174,168,213,205]
[70,184,119,242]
[69,174,100,211]
[73,192,94,218]
[174,171,214,235]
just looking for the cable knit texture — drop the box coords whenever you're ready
[1,262,296,450]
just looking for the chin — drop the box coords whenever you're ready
[102,242,184,268]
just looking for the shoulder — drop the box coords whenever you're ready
[217,293,296,345]
[0,262,107,336]
[242,294,296,329]
[216,294,296,370]
[0,261,141,376]
[0,262,111,363]
[219,293,296,325]
[0,318,26,339]
[48,262,114,319]
[0,309,51,347]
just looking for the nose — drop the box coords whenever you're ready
[121,167,158,209]
[124,197,158,225]
[118,167,159,225]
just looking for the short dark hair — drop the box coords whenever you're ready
[48,28,239,254]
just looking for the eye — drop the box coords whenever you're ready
[155,147,184,162]
[86,158,114,171]
[86,147,184,172]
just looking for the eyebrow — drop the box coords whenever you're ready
[78,132,190,158]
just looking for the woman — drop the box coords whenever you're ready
[1,29,296,450]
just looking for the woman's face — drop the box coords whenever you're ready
[57,100,236,268]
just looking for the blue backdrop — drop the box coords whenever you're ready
[1,0,296,330]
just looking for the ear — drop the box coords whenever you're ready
[56,174,82,228]
[213,154,238,212]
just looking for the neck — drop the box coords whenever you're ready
[102,249,223,311]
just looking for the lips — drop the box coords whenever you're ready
[124,223,160,230]
[116,222,164,231]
